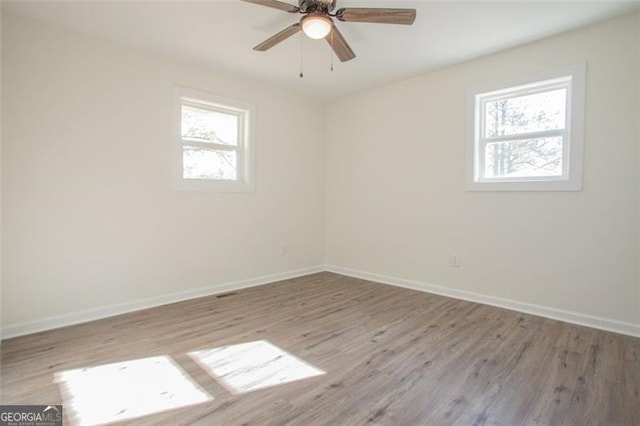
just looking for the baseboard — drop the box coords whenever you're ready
[325,265,640,338]
[5,264,638,340]
[1,266,324,340]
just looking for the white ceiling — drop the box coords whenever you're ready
[4,0,639,100]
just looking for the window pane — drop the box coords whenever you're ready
[183,146,237,180]
[485,88,566,138]
[484,137,563,178]
[181,105,238,146]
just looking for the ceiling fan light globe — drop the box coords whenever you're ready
[301,14,332,39]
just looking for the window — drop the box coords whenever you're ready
[174,88,255,192]
[466,64,585,191]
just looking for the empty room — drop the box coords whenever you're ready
[1,0,639,425]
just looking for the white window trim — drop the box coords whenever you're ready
[465,63,586,192]
[173,87,256,192]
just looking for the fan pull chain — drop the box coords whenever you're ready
[299,33,304,78]
[330,30,334,72]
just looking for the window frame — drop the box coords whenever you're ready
[466,63,586,191]
[173,87,256,192]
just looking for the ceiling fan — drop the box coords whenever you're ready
[242,0,417,62]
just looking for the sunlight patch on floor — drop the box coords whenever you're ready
[54,356,212,425]
[189,340,325,394]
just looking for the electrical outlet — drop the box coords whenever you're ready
[449,253,460,268]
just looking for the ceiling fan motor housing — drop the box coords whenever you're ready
[299,0,336,14]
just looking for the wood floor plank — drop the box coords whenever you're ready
[1,272,638,425]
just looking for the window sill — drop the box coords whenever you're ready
[173,179,255,193]
[465,179,582,192]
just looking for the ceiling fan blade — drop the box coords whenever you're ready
[253,23,301,51]
[336,8,417,25]
[241,0,300,13]
[326,24,355,62]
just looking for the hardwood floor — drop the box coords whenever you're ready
[1,272,639,425]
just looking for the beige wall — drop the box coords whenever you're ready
[1,13,325,328]
[325,13,640,326]
[637,12,640,324]
[0,4,3,339]
[3,10,639,335]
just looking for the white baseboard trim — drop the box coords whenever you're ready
[325,265,640,338]
[1,266,324,340]
[5,264,638,340]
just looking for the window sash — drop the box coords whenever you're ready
[179,100,247,183]
[479,79,570,104]
[465,63,585,192]
[180,102,244,147]
[475,79,572,182]
[173,87,255,192]
[181,144,243,182]
[181,100,244,117]
[181,140,239,151]
[478,80,570,143]
[477,131,568,182]
[478,128,567,144]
